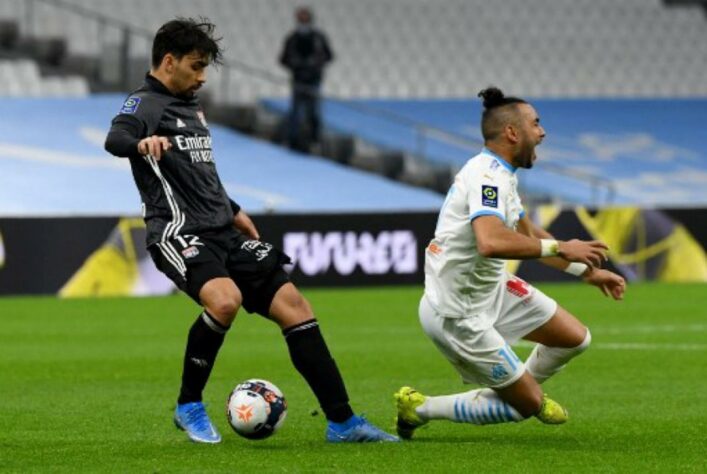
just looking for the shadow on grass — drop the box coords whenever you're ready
[406,430,618,452]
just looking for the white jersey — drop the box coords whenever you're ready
[424,148,525,318]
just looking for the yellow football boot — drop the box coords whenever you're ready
[535,394,569,425]
[394,386,428,439]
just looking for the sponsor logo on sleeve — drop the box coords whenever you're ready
[482,185,498,208]
[119,97,141,114]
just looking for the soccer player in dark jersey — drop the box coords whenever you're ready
[104,18,397,444]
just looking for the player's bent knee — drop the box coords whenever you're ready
[202,289,242,322]
[209,299,239,319]
[199,278,242,316]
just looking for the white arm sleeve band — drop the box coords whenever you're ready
[565,262,589,277]
[540,239,559,257]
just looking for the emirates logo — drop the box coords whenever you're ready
[236,404,254,423]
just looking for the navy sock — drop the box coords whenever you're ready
[283,319,354,423]
[177,311,229,405]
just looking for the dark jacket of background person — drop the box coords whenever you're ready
[279,25,333,86]
[278,7,334,151]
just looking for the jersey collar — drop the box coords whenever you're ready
[482,147,517,173]
[145,73,173,95]
[144,73,198,104]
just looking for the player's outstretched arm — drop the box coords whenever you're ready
[557,239,608,268]
[473,215,607,267]
[105,116,144,158]
[233,210,260,240]
[105,115,171,159]
[516,214,609,271]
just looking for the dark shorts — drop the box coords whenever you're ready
[148,227,291,315]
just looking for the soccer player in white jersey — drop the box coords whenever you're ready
[394,87,626,438]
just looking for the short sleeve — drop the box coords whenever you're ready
[468,173,508,224]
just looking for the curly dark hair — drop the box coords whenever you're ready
[151,17,223,68]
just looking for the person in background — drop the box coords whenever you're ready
[279,6,333,152]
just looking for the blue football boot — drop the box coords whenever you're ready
[326,415,400,443]
[174,402,222,444]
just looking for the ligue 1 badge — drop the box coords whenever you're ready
[119,96,141,114]
[482,185,498,208]
[197,110,208,127]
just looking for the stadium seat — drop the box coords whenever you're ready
[0,59,89,97]
[1,0,704,103]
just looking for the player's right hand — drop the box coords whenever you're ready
[137,135,172,160]
[233,210,260,240]
[558,239,608,268]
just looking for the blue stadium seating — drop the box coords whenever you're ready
[263,98,707,207]
[0,96,443,216]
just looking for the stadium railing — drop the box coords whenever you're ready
[17,0,616,207]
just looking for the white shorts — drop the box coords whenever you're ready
[419,274,557,388]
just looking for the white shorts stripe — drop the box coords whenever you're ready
[163,241,186,275]
[144,154,185,241]
[157,242,186,277]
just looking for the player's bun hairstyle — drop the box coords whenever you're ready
[152,17,223,68]
[478,87,526,110]
[478,86,527,140]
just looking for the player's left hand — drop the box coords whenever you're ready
[233,210,260,240]
[583,268,626,300]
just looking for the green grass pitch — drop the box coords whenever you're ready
[1,283,705,473]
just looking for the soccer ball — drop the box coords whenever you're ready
[226,379,287,440]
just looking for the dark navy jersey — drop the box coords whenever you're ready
[106,74,237,247]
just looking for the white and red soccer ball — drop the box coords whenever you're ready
[226,379,287,440]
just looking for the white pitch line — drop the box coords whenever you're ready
[590,324,707,335]
[515,341,707,351]
[0,142,129,170]
[594,342,707,351]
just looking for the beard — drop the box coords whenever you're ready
[515,147,535,169]
[515,131,539,169]
[177,84,200,99]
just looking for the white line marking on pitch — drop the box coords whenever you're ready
[515,341,706,351]
[590,324,707,335]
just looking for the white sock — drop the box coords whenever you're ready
[417,388,524,424]
[526,329,592,384]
